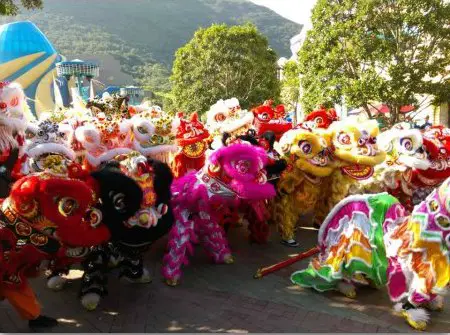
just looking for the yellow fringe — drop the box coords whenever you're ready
[272,171,322,240]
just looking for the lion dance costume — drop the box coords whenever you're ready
[252,100,292,141]
[291,178,450,330]
[162,143,276,285]
[0,165,124,328]
[172,112,210,178]
[271,126,334,246]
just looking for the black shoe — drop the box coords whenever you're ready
[281,239,299,247]
[28,315,58,329]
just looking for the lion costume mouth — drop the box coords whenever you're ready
[341,165,374,180]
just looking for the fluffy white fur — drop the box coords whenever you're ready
[0,125,18,152]
[26,143,76,161]
[131,116,155,142]
[75,124,102,150]
[427,296,444,311]
[119,118,134,134]
[86,147,133,167]
[81,292,101,311]
[47,275,67,291]
[397,155,430,170]
[133,139,177,156]
[220,112,254,133]
[337,281,356,298]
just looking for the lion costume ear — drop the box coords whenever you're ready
[9,175,40,206]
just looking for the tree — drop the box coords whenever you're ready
[298,0,450,124]
[280,59,300,113]
[136,63,172,93]
[171,23,280,114]
[0,0,42,16]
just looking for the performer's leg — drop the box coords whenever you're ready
[196,212,233,264]
[162,211,196,286]
[119,246,151,284]
[0,284,57,328]
[79,247,109,311]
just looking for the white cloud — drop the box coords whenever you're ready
[250,0,317,29]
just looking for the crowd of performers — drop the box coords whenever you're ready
[0,81,448,330]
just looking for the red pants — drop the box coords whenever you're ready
[0,284,40,320]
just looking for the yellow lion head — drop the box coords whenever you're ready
[277,128,334,177]
[328,118,386,180]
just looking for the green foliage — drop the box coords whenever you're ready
[299,0,450,123]
[136,63,172,93]
[0,0,42,16]
[7,0,300,64]
[171,23,280,114]
[280,60,300,112]
[0,12,171,92]
[0,0,300,100]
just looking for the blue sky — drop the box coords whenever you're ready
[250,0,317,28]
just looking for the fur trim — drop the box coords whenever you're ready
[133,139,177,156]
[47,275,67,291]
[26,143,76,161]
[86,148,133,167]
[220,112,254,133]
[0,124,18,152]
[75,124,101,149]
[131,117,155,142]
[397,155,430,170]
[393,302,404,313]
[119,118,133,134]
[58,123,74,139]
[404,308,429,323]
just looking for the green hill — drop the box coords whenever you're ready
[0,0,301,92]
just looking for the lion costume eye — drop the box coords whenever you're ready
[85,208,102,228]
[137,126,148,134]
[234,160,251,174]
[400,137,413,151]
[435,215,450,229]
[337,132,351,145]
[428,199,440,213]
[298,140,312,154]
[260,112,269,121]
[214,113,226,122]
[315,117,323,125]
[110,192,126,213]
[58,197,78,217]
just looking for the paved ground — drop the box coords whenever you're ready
[0,218,449,333]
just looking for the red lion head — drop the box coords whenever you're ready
[407,126,450,186]
[303,106,339,129]
[252,101,292,140]
[7,165,111,249]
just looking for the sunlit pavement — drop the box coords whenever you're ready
[1,218,449,333]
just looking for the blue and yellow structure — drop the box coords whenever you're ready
[0,20,67,118]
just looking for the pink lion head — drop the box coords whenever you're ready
[207,143,275,200]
